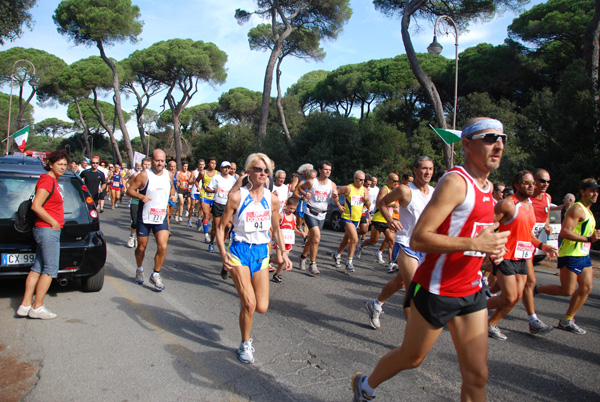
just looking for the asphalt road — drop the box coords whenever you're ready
[1,203,599,401]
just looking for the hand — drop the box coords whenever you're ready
[283,254,293,271]
[591,229,600,242]
[475,223,509,255]
[544,225,551,235]
[170,195,177,202]
[390,220,403,232]
[141,195,152,203]
[51,222,61,231]
[542,243,558,259]
[338,204,345,212]
[222,253,236,272]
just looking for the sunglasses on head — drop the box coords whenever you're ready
[468,132,508,144]
[537,178,550,184]
[252,166,270,174]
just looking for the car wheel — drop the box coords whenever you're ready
[330,211,342,232]
[81,266,105,292]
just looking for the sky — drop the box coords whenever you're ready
[1,0,546,139]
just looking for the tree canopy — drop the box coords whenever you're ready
[0,0,37,45]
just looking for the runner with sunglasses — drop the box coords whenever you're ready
[352,117,509,402]
[216,153,291,364]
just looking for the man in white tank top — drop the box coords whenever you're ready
[272,170,288,213]
[293,161,341,276]
[364,156,435,329]
[126,149,176,291]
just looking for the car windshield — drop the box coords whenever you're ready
[0,173,89,224]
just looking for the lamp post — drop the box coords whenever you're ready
[5,59,36,155]
[428,15,458,168]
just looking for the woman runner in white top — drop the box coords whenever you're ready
[215,153,291,365]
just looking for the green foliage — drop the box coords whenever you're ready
[53,0,143,46]
[35,118,74,138]
[0,0,37,45]
[0,92,33,136]
[218,87,262,124]
[58,56,117,99]
[67,98,130,132]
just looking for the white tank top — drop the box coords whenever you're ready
[231,186,272,244]
[306,178,333,220]
[272,184,288,212]
[140,168,172,225]
[396,182,435,246]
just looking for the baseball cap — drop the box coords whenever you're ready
[581,180,599,190]
[221,161,231,168]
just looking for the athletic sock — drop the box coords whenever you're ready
[300,255,306,260]
[310,261,316,264]
[203,221,209,234]
[564,315,574,321]
[361,377,376,397]
[374,298,384,309]
[528,314,538,323]
[137,267,143,272]
[335,253,341,258]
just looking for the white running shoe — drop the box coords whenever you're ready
[237,339,255,364]
[135,270,144,284]
[375,251,385,265]
[355,243,363,259]
[28,305,57,320]
[150,272,165,290]
[127,234,136,248]
[17,305,31,317]
[364,300,381,329]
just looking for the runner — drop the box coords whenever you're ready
[126,149,176,291]
[215,153,291,364]
[205,161,236,252]
[295,163,314,240]
[294,161,340,276]
[189,159,204,228]
[332,170,370,274]
[521,168,554,335]
[97,160,109,212]
[272,197,305,283]
[79,156,106,208]
[487,171,557,341]
[535,178,600,335]
[358,174,374,241]
[126,158,152,248]
[196,157,218,243]
[166,160,177,230]
[175,161,192,223]
[272,169,289,213]
[363,158,434,330]
[355,173,399,269]
[351,117,509,402]
[109,163,123,210]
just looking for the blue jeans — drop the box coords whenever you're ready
[31,227,61,278]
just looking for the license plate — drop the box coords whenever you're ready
[1,253,36,266]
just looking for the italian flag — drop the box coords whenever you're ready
[12,125,29,152]
[430,125,462,145]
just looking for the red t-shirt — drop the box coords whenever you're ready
[530,193,551,223]
[34,174,65,228]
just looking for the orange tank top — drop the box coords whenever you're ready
[498,195,536,260]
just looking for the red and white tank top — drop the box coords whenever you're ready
[413,166,494,297]
[280,212,296,245]
[530,192,550,223]
[498,196,536,260]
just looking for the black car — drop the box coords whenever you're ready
[324,193,345,232]
[0,155,106,291]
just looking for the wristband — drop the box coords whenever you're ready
[587,236,592,243]
[538,243,545,251]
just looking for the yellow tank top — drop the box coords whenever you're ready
[558,202,596,257]
[201,170,217,199]
[342,184,365,222]
[372,186,393,223]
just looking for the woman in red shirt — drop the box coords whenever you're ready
[17,149,70,320]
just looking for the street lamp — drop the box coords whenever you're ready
[5,59,36,155]
[428,15,459,167]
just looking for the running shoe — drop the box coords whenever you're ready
[298,255,307,271]
[208,243,215,253]
[355,243,363,259]
[268,263,276,272]
[196,220,202,232]
[387,263,398,274]
[204,233,211,244]
[127,234,136,248]
[346,261,355,274]
[237,339,255,364]
[331,253,341,268]
[375,251,385,265]
[184,210,189,217]
[557,319,586,335]
[112,205,115,210]
[529,318,553,335]
[272,273,283,283]
[309,262,320,276]
[28,305,57,320]
[16,305,31,317]
[351,372,375,401]
[187,219,192,227]
[135,270,144,284]
[220,266,228,280]
[150,272,165,290]
[364,300,381,329]
[303,236,308,245]
[488,325,507,341]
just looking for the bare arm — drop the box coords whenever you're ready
[377,185,410,231]
[410,173,508,255]
[270,193,293,270]
[216,189,240,271]
[560,204,600,242]
[292,179,312,202]
[126,171,150,202]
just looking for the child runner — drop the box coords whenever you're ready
[272,197,305,283]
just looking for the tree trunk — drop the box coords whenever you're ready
[97,41,134,166]
[402,0,452,169]
[276,57,293,145]
[75,100,91,157]
[584,0,600,137]
[87,94,123,165]
[15,84,36,130]
[172,112,182,169]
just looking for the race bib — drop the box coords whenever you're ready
[244,210,271,232]
[148,207,166,223]
[314,190,328,202]
[514,241,535,259]
[464,222,493,257]
[282,228,295,245]
[217,188,230,199]
[350,195,363,206]
[532,222,545,237]
[582,242,591,254]
[181,180,189,190]
[113,180,120,187]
